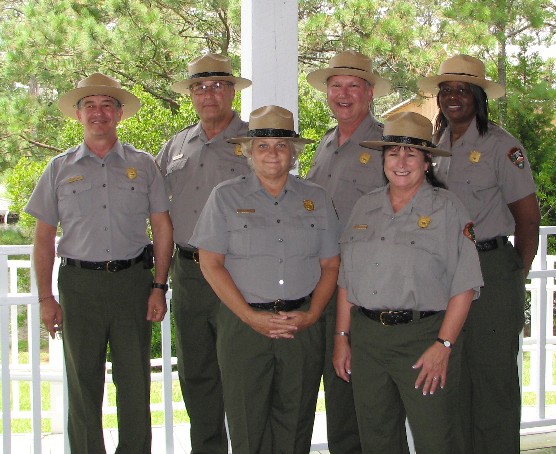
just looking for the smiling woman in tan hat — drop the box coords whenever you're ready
[419,55,540,454]
[189,105,341,454]
[333,111,483,454]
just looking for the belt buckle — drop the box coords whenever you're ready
[379,311,391,326]
[272,299,284,313]
[106,261,120,272]
[192,250,199,264]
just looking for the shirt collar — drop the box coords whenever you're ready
[75,140,124,161]
[187,111,245,144]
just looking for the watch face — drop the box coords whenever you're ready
[443,340,451,347]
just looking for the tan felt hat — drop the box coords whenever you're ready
[58,73,140,120]
[306,50,391,98]
[227,105,313,145]
[360,111,451,156]
[171,53,252,94]
[417,54,504,99]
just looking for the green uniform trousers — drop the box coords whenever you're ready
[322,293,363,453]
[58,261,153,454]
[459,243,525,454]
[171,253,228,454]
[350,308,463,454]
[217,300,324,454]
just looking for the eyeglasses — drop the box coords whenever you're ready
[190,81,233,95]
[438,86,472,97]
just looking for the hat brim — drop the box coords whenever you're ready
[360,140,451,157]
[171,76,252,94]
[306,68,392,98]
[417,75,504,99]
[227,136,314,145]
[58,87,140,120]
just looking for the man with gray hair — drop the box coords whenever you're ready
[156,53,252,453]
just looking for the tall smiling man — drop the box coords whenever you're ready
[306,50,400,454]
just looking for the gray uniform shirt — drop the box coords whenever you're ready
[189,172,341,303]
[338,183,483,311]
[155,111,250,246]
[434,119,537,241]
[25,141,169,261]
[306,113,385,228]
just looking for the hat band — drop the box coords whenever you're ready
[247,128,298,138]
[382,135,434,148]
[333,65,366,72]
[443,72,481,78]
[189,71,233,79]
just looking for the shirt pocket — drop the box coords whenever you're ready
[216,157,249,180]
[338,167,383,197]
[57,181,92,220]
[227,214,267,257]
[339,228,371,272]
[113,181,150,215]
[292,213,328,257]
[166,156,188,176]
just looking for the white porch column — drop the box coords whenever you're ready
[240,0,299,127]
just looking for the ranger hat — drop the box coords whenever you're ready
[171,53,252,94]
[58,72,140,120]
[227,105,314,146]
[417,54,504,99]
[306,50,391,98]
[360,111,451,156]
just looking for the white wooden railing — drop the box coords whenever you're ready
[2,227,556,453]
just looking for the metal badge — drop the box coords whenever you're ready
[304,200,315,211]
[127,168,137,180]
[234,145,243,156]
[463,222,476,243]
[418,215,431,229]
[172,153,184,161]
[353,224,368,229]
[236,208,255,214]
[359,152,371,165]
[469,150,481,164]
[508,147,525,169]
[67,175,84,183]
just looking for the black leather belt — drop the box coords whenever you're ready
[360,307,440,326]
[476,236,508,252]
[176,244,199,263]
[249,296,308,313]
[61,252,143,272]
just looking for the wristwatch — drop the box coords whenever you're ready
[152,282,169,293]
[437,337,453,348]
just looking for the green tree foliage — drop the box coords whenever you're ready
[0,0,555,228]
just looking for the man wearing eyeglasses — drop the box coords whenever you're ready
[156,53,252,453]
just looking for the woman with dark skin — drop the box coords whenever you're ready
[418,54,540,454]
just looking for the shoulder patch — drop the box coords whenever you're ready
[508,147,525,169]
[463,222,476,243]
